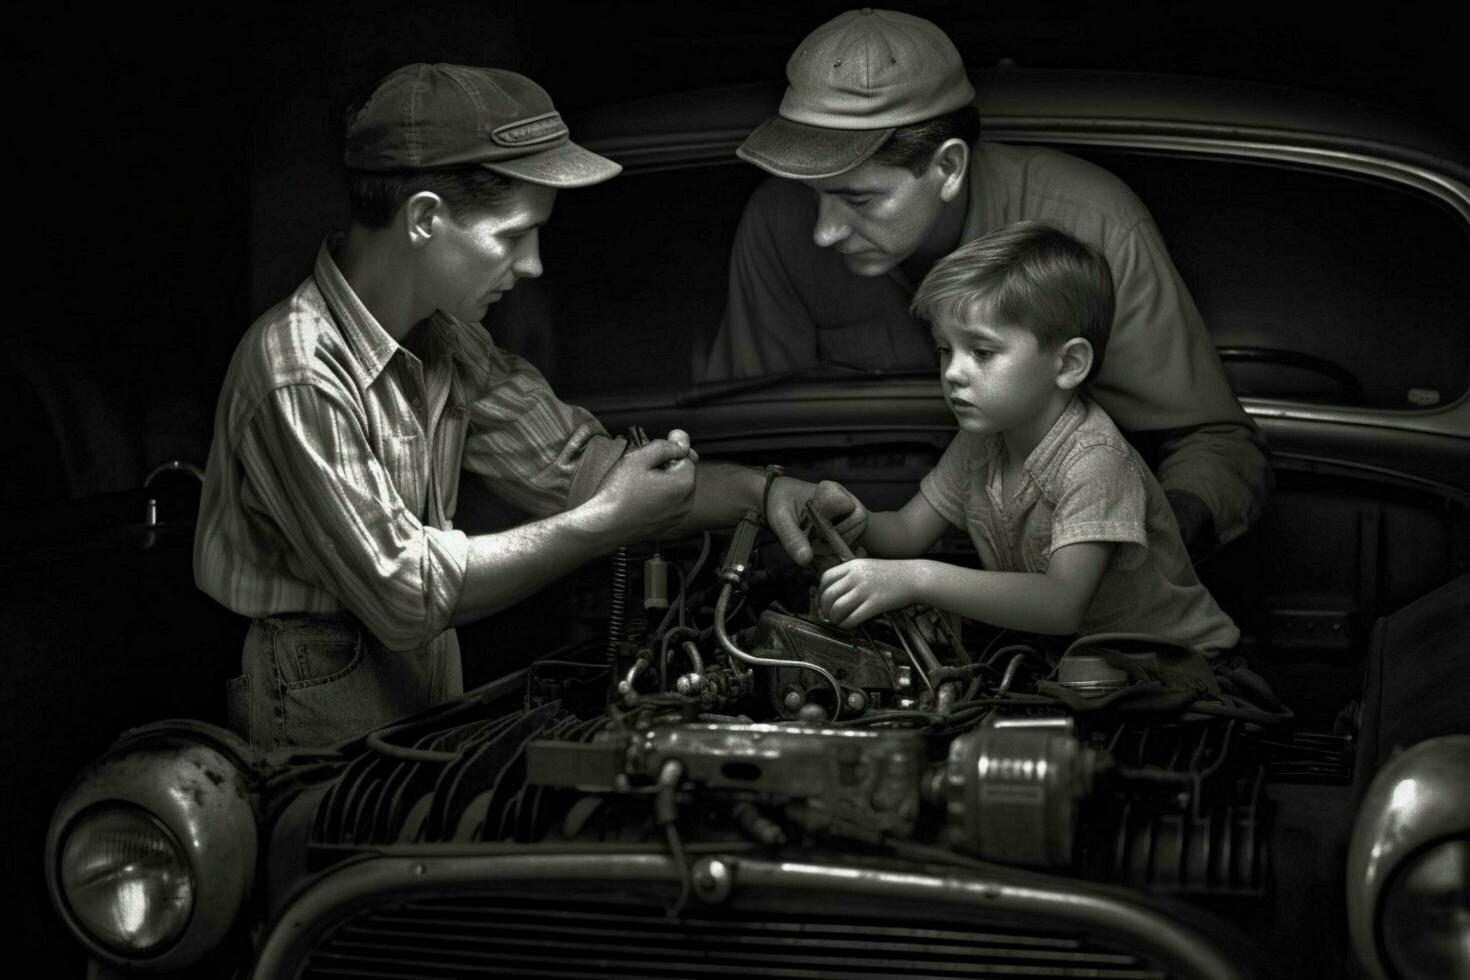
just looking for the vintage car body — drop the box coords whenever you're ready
[44,70,1470,979]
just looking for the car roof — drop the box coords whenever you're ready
[569,69,1470,183]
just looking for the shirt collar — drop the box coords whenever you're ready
[1021,395,1088,480]
[314,238,400,384]
[426,312,476,366]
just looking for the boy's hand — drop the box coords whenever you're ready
[766,478,868,567]
[817,558,920,629]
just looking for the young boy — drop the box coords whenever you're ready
[816,221,1239,654]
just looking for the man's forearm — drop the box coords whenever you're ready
[909,559,1091,634]
[677,460,767,532]
[454,460,778,626]
[641,458,867,569]
[452,501,622,626]
[454,436,701,625]
[1153,422,1273,547]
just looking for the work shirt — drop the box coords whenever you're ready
[920,396,1240,653]
[195,240,624,657]
[704,142,1271,545]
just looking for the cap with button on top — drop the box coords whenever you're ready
[738,8,975,180]
[344,63,621,188]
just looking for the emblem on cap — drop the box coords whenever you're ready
[492,112,568,147]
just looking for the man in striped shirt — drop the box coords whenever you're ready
[195,64,864,749]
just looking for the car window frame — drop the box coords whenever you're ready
[981,121,1470,441]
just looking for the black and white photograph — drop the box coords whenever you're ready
[6,2,1468,976]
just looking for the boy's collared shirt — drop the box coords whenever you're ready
[920,396,1239,652]
[194,239,623,654]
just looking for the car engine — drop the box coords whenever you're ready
[299,506,1320,913]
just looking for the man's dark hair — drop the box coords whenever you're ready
[345,168,514,229]
[911,221,1115,384]
[870,105,981,176]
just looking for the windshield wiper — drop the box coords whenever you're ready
[674,360,932,407]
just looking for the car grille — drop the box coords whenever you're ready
[298,894,1170,979]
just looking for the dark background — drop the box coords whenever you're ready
[6,0,1466,495]
[4,0,1465,966]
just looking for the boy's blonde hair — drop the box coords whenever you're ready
[911,221,1115,383]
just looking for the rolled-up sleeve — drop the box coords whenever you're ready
[459,347,624,517]
[238,384,468,652]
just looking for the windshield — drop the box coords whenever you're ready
[488,146,1470,413]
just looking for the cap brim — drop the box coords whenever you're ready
[736,115,893,180]
[481,140,622,188]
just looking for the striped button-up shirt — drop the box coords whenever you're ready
[194,240,623,652]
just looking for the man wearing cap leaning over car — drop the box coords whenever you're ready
[702,8,1271,558]
[194,64,864,749]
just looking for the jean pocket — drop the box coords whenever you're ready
[273,620,364,690]
[268,619,407,747]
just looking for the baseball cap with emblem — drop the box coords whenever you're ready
[344,63,621,188]
[738,8,975,180]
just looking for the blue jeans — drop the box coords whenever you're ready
[225,613,462,749]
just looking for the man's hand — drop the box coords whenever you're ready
[817,558,920,629]
[587,434,696,543]
[1166,489,1219,562]
[765,478,868,566]
[663,428,700,467]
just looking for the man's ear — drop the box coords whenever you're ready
[1055,337,1094,390]
[403,191,446,248]
[932,138,970,203]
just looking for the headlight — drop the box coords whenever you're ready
[1347,735,1470,980]
[59,805,195,953]
[46,722,258,971]
[1379,837,1470,980]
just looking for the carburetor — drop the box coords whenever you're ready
[743,610,903,719]
[527,722,925,839]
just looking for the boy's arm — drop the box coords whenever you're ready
[817,541,1114,635]
[860,490,952,558]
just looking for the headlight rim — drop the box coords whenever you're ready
[44,722,260,973]
[1346,735,1470,980]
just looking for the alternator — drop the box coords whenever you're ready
[930,721,1110,866]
